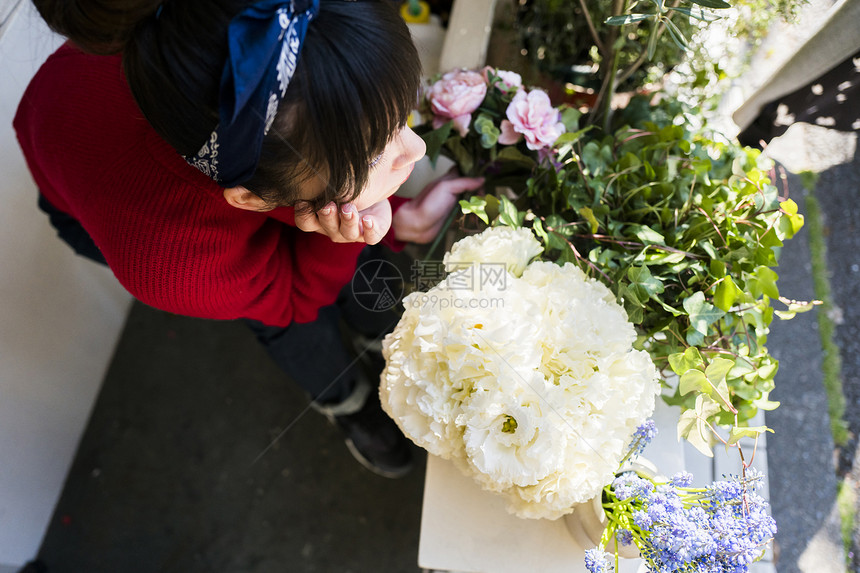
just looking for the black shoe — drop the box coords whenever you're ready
[330,387,413,479]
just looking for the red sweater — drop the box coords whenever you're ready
[14,43,403,326]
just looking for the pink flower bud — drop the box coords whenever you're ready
[427,69,488,137]
[503,89,565,150]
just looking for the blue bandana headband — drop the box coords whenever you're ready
[185,0,320,187]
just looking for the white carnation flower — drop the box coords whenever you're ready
[443,226,543,278]
[380,227,660,519]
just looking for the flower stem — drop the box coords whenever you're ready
[423,203,460,262]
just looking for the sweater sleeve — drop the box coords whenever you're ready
[286,228,365,323]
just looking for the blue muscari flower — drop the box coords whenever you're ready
[613,472,654,501]
[627,419,658,458]
[706,479,744,504]
[616,529,634,546]
[743,468,765,491]
[599,469,776,573]
[584,548,615,573]
[670,471,693,487]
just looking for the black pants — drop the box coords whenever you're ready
[38,194,400,404]
[243,257,402,405]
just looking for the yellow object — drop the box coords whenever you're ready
[400,1,431,24]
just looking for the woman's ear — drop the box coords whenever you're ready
[223,186,273,212]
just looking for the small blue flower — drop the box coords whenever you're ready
[670,471,693,487]
[616,529,634,546]
[592,469,776,573]
[627,419,658,459]
[613,472,653,501]
[707,478,744,503]
[584,548,615,573]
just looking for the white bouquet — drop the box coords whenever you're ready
[380,227,660,519]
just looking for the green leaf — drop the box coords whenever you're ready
[560,107,582,132]
[605,13,653,25]
[754,395,781,411]
[581,142,613,176]
[647,25,658,60]
[579,207,600,233]
[533,217,549,244]
[688,0,730,8]
[680,369,707,395]
[626,303,645,324]
[666,5,721,20]
[749,266,780,299]
[705,357,735,384]
[626,224,665,244]
[498,195,525,228]
[663,17,690,51]
[669,347,703,375]
[421,121,453,167]
[775,298,819,319]
[683,292,725,336]
[653,296,684,316]
[677,394,720,457]
[459,196,489,225]
[627,265,665,301]
[554,128,593,161]
[445,137,474,176]
[711,378,733,411]
[714,276,742,311]
[497,146,538,169]
[700,240,718,259]
[727,425,773,446]
[778,199,805,239]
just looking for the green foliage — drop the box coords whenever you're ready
[493,98,809,442]
[512,0,702,90]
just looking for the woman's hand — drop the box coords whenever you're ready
[392,172,484,244]
[294,200,392,245]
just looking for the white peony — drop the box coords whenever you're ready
[443,226,543,277]
[380,226,660,520]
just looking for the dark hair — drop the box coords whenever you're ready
[32,0,421,210]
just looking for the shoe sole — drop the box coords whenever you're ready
[344,437,413,479]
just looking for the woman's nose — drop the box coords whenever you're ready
[393,126,426,169]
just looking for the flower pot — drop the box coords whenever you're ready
[564,458,660,559]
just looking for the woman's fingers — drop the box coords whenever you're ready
[338,203,362,242]
[420,176,484,217]
[293,202,323,233]
[294,202,366,243]
[392,176,484,243]
[359,200,392,245]
[314,203,342,238]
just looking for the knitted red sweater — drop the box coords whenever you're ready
[14,43,402,326]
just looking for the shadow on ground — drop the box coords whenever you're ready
[36,304,426,573]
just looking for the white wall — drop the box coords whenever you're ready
[0,3,132,568]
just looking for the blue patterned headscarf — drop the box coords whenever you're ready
[185,0,320,187]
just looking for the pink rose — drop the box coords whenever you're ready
[500,89,565,150]
[481,67,523,91]
[427,69,488,137]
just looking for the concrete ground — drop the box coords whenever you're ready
[33,303,428,573]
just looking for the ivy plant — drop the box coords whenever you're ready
[461,98,813,456]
